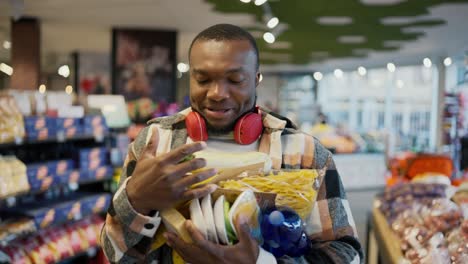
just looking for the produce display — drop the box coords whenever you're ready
[378,182,468,263]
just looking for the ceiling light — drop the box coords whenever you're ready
[259,73,263,82]
[240,0,251,3]
[444,57,452,66]
[313,72,323,81]
[0,63,13,76]
[387,63,396,73]
[396,79,404,89]
[334,69,344,79]
[423,58,432,68]
[65,85,73,94]
[337,35,366,44]
[358,66,367,76]
[267,17,279,29]
[3,41,11,50]
[177,62,189,73]
[263,32,275,44]
[58,65,70,78]
[360,0,407,5]
[317,16,353,25]
[254,0,267,6]
[39,84,46,94]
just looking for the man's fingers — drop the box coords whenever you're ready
[167,158,208,181]
[235,216,255,244]
[182,184,218,200]
[174,168,217,189]
[161,142,207,165]
[164,232,190,259]
[185,220,221,257]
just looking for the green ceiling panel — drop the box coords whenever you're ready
[205,0,468,64]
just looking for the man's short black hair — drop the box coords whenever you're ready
[189,24,259,70]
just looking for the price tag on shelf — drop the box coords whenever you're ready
[57,131,66,142]
[6,196,16,207]
[86,247,97,257]
[14,136,23,145]
[94,132,104,143]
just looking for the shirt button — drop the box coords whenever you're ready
[144,223,154,229]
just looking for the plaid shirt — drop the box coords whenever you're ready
[101,108,363,263]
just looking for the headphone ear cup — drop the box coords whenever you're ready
[234,113,263,145]
[185,112,208,141]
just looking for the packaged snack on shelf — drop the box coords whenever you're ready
[55,117,80,129]
[81,166,113,181]
[0,218,36,243]
[0,95,25,144]
[64,223,88,254]
[23,235,55,264]
[76,218,98,248]
[48,159,74,176]
[26,162,50,181]
[28,176,59,192]
[80,193,111,216]
[23,117,55,131]
[0,244,32,264]
[77,147,109,171]
[26,127,57,141]
[0,156,30,197]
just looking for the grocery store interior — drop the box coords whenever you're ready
[1,0,468,263]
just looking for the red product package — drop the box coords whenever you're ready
[22,236,55,264]
[77,218,98,248]
[1,245,32,264]
[65,223,88,254]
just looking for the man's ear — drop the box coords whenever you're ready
[255,72,261,88]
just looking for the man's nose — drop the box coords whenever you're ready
[207,81,229,101]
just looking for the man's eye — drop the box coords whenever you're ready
[197,79,210,84]
[228,78,244,84]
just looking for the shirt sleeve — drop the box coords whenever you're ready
[300,139,363,264]
[101,125,162,263]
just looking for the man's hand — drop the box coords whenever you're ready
[165,218,260,264]
[126,140,217,215]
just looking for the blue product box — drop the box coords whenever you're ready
[83,115,106,127]
[24,117,55,130]
[84,125,109,136]
[56,200,82,221]
[28,176,60,191]
[79,147,108,162]
[79,155,107,171]
[81,194,111,216]
[27,162,51,180]
[26,128,57,141]
[81,166,113,181]
[59,170,80,184]
[55,118,80,129]
[48,159,74,176]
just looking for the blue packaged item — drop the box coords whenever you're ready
[48,159,74,176]
[261,207,311,258]
[80,194,111,216]
[79,157,107,171]
[24,116,55,130]
[81,166,113,181]
[27,162,50,180]
[26,128,57,141]
[55,118,80,129]
[79,147,108,162]
[28,176,60,191]
[83,115,106,127]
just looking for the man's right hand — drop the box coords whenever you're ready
[126,141,217,215]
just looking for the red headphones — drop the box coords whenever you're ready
[185,108,263,145]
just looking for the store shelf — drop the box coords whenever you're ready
[0,174,113,205]
[0,133,107,149]
[57,246,100,264]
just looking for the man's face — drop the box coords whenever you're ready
[189,39,259,132]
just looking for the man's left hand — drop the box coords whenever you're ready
[165,218,259,264]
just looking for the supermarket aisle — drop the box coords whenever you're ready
[347,188,382,258]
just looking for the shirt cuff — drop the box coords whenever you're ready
[112,177,161,237]
[256,247,277,264]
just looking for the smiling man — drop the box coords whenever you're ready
[101,24,363,264]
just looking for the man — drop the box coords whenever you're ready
[102,24,363,263]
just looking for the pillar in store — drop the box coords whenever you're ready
[10,17,41,90]
[429,58,445,152]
